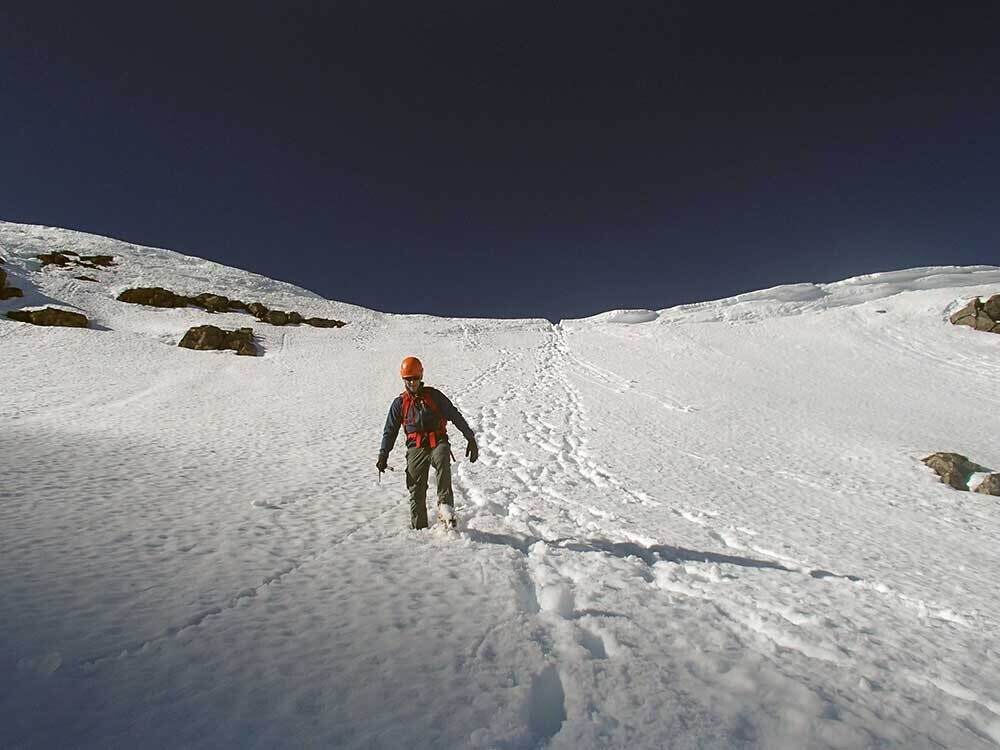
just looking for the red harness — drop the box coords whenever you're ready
[401,390,448,449]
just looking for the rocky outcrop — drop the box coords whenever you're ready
[986,295,1000,321]
[246,302,268,318]
[246,302,343,328]
[973,474,1000,496]
[950,295,1000,334]
[117,287,190,308]
[189,292,232,313]
[0,266,24,300]
[303,317,345,328]
[0,286,25,300]
[6,307,89,327]
[179,325,258,356]
[188,293,252,314]
[38,252,116,269]
[117,287,346,328]
[118,288,250,314]
[922,452,992,491]
[75,276,100,283]
[37,252,74,267]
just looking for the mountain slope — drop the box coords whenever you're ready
[2,222,999,749]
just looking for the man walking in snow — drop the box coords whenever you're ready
[377,356,478,530]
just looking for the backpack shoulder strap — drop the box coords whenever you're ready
[400,391,413,425]
[421,391,448,438]
[421,390,443,418]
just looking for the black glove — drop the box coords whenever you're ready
[465,437,479,463]
[376,454,388,472]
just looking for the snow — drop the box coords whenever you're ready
[2,220,1000,749]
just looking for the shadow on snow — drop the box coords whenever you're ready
[463,529,862,582]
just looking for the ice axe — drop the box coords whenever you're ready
[377,465,396,485]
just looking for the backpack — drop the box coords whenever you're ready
[401,389,448,448]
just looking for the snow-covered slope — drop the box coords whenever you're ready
[2,221,999,749]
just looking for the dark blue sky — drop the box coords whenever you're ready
[3,2,998,321]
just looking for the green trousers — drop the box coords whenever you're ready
[405,443,453,529]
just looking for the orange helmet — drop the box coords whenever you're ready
[400,356,423,379]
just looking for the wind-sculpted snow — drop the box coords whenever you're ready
[584,308,660,324]
[643,265,1000,324]
[2,221,1000,749]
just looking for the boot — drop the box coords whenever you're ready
[437,503,457,530]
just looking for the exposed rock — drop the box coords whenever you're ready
[117,287,191,308]
[179,325,258,356]
[115,285,347,331]
[0,267,25,299]
[230,328,258,356]
[950,296,1000,333]
[922,452,989,490]
[977,316,999,333]
[7,307,88,327]
[180,323,224,349]
[247,302,269,319]
[38,252,116,270]
[38,252,74,267]
[1,266,24,298]
[264,310,290,326]
[984,294,1000,321]
[1,286,25,299]
[973,473,1000,496]
[119,288,258,317]
[191,292,232,313]
[0,256,5,264]
[304,317,346,328]
[949,298,979,323]
[947,298,975,325]
[75,276,100,283]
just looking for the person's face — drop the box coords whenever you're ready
[403,375,421,394]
